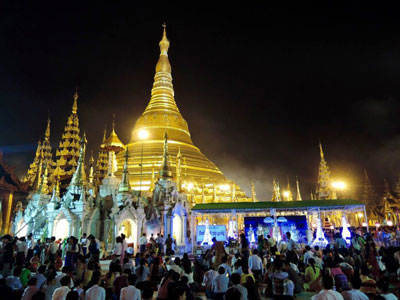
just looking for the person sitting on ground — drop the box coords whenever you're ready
[72,279,84,300]
[341,276,368,300]
[359,264,376,298]
[120,274,140,300]
[311,274,344,300]
[20,263,32,288]
[113,268,131,300]
[179,276,194,300]
[52,275,71,300]
[231,272,248,300]
[85,271,105,300]
[6,267,23,292]
[225,286,242,300]
[304,258,322,292]
[21,277,38,300]
[43,275,57,300]
[34,265,47,290]
[376,279,397,300]
[283,259,303,294]
[269,258,294,299]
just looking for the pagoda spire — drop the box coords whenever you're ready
[44,118,51,142]
[88,151,94,185]
[271,178,281,202]
[69,133,87,193]
[118,147,130,194]
[55,89,81,180]
[285,177,293,201]
[176,147,182,190]
[251,182,257,202]
[149,164,156,192]
[143,23,180,116]
[38,162,49,195]
[296,176,302,201]
[316,142,333,200]
[72,87,78,114]
[160,132,173,179]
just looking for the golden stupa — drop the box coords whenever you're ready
[117,25,249,203]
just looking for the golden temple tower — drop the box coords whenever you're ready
[26,118,56,190]
[316,142,335,199]
[54,90,81,182]
[118,25,248,203]
[94,126,108,186]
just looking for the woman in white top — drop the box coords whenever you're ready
[112,237,123,261]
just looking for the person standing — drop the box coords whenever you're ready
[21,277,38,300]
[165,234,173,255]
[286,232,297,263]
[49,237,58,265]
[120,234,128,266]
[212,266,229,300]
[80,234,88,257]
[248,249,263,280]
[139,234,147,254]
[26,234,35,263]
[16,237,28,267]
[1,235,15,277]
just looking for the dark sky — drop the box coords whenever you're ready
[2,2,400,199]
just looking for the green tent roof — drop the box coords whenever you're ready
[192,199,364,212]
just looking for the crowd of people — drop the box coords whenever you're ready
[0,227,399,300]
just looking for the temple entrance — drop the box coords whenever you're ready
[118,219,137,244]
[54,219,70,240]
[173,214,183,245]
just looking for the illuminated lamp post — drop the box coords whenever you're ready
[331,181,346,199]
[138,129,149,199]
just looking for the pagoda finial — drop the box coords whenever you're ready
[44,117,51,142]
[72,87,78,114]
[119,147,130,194]
[112,114,116,132]
[102,125,107,144]
[69,132,87,192]
[319,140,324,159]
[160,131,173,179]
[296,176,302,201]
[160,23,169,56]
[251,182,257,202]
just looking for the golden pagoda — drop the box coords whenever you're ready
[54,90,81,182]
[316,142,335,199]
[117,25,248,203]
[94,126,108,186]
[25,118,56,191]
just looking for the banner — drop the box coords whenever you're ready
[196,225,226,242]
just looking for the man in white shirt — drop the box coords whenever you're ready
[341,277,368,300]
[85,272,105,300]
[218,256,231,275]
[52,276,71,300]
[55,267,73,288]
[248,249,263,279]
[139,233,147,253]
[231,273,248,300]
[312,275,344,300]
[80,233,88,256]
[202,267,218,299]
[212,266,229,300]
[120,274,140,300]
[49,237,58,264]
[303,245,314,265]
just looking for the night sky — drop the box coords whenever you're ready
[2,3,400,199]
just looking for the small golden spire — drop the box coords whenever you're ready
[319,140,324,159]
[102,125,107,144]
[44,117,51,142]
[160,23,169,56]
[72,87,78,114]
